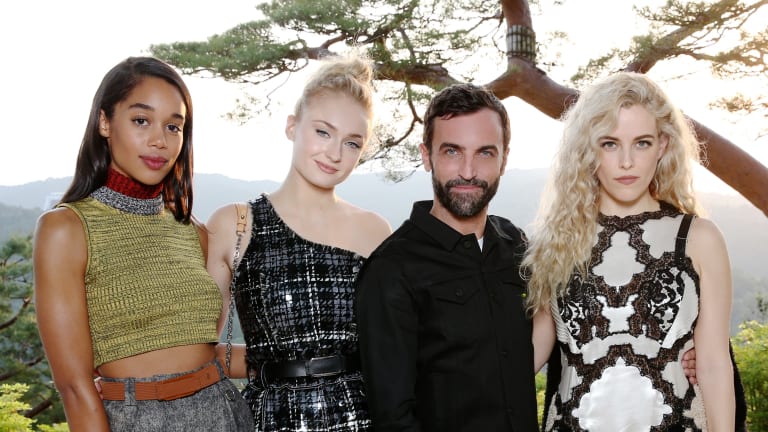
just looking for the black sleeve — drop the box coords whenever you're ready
[731,341,748,432]
[355,256,422,432]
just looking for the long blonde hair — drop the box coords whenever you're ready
[523,72,704,314]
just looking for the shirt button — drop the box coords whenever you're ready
[455,288,464,297]
[463,240,473,249]
[501,350,508,357]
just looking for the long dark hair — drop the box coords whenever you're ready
[60,56,195,222]
[422,83,511,153]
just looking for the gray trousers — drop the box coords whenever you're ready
[102,360,254,431]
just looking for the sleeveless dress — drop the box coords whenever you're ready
[545,203,707,431]
[233,194,371,431]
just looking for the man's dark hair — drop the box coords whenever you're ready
[422,83,511,152]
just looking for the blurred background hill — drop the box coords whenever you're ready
[2,169,766,330]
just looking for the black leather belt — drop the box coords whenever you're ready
[259,354,360,380]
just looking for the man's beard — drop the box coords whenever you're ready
[432,173,500,218]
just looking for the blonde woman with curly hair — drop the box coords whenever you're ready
[525,72,734,431]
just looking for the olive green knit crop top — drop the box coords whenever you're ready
[60,197,222,367]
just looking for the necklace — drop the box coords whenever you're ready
[90,168,164,215]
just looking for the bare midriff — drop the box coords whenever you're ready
[96,343,217,378]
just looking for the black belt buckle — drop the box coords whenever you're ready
[257,353,360,381]
[306,355,345,377]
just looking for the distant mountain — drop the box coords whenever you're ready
[1,169,766,280]
[0,202,40,241]
[0,177,73,210]
[2,169,766,329]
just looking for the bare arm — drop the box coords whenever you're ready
[206,203,250,377]
[214,342,248,379]
[532,306,556,373]
[689,217,735,431]
[34,208,110,431]
[206,203,242,335]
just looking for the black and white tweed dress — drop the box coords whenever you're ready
[234,194,371,431]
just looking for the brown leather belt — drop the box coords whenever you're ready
[100,362,222,401]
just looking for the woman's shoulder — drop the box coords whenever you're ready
[688,216,726,246]
[338,200,393,255]
[204,201,254,271]
[34,206,87,261]
[342,201,392,235]
[207,202,250,230]
[35,206,84,240]
[686,215,729,272]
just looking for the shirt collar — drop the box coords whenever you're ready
[410,200,496,252]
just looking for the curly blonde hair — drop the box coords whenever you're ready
[523,72,705,314]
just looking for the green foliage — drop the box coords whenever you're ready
[0,236,64,425]
[150,20,298,82]
[0,384,68,432]
[261,0,368,34]
[732,320,768,431]
[149,0,508,169]
[634,0,768,81]
[150,0,502,85]
[147,0,768,169]
[535,370,546,426]
[0,384,34,431]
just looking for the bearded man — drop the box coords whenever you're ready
[355,83,538,432]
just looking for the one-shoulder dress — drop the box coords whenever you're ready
[233,194,371,431]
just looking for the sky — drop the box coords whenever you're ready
[1,1,766,196]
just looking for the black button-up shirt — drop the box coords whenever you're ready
[355,201,538,432]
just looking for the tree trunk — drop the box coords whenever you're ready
[25,398,53,418]
[691,121,768,216]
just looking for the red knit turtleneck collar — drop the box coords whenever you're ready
[105,167,163,199]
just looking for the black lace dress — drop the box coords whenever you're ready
[545,203,707,431]
[233,194,371,431]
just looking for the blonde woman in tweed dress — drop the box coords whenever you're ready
[206,52,391,431]
[33,57,253,431]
